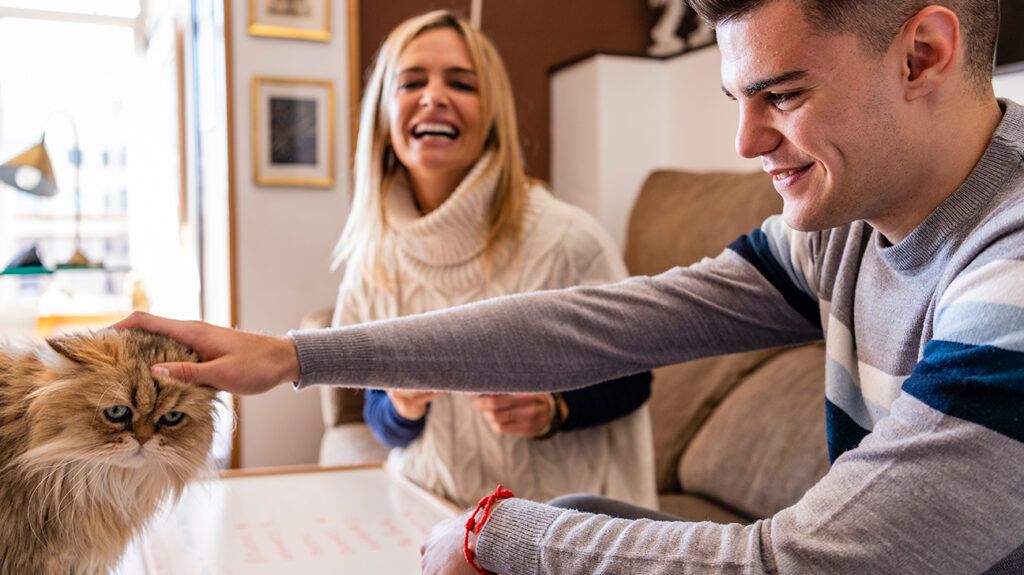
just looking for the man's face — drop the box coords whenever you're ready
[718,0,911,232]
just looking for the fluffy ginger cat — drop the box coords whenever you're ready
[0,329,219,574]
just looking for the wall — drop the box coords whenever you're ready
[357,0,661,182]
[552,46,758,248]
[995,69,1024,102]
[229,0,349,468]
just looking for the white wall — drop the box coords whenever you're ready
[229,0,349,468]
[551,46,758,248]
[995,69,1024,103]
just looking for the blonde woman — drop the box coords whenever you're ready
[334,10,656,509]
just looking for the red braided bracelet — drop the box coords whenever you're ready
[464,484,515,574]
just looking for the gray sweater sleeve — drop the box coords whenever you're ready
[472,392,1024,574]
[290,249,822,393]
[288,233,1024,574]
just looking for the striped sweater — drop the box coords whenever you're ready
[291,99,1024,574]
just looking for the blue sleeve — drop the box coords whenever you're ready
[560,371,652,431]
[363,389,427,448]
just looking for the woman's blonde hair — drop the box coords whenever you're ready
[332,10,529,279]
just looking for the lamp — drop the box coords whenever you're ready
[0,113,99,269]
[0,141,58,197]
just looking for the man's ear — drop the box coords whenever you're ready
[897,5,960,101]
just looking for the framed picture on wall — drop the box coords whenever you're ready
[996,0,1024,75]
[252,77,336,188]
[248,0,331,42]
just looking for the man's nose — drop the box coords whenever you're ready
[735,104,781,159]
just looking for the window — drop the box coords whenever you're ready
[0,0,139,18]
[0,14,137,330]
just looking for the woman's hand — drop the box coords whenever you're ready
[471,393,558,438]
[110,311,299,395]
[388,390,440,420]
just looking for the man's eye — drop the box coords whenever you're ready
[766,91,802,108]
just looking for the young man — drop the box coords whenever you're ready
[119,0,1023,572]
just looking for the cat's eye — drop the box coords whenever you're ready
[159,411,186,426]
[103,405,132,424]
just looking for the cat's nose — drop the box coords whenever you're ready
[135,434,151,446]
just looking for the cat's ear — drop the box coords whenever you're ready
[45,334,112,366]
[37,339,76,371]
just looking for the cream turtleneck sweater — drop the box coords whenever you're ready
[332,155,657,509]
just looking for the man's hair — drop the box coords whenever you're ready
[688,0,998,87]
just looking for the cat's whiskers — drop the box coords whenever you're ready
[24,377,79,403]
[30,459,69,511]
[15,436,95,471]
[157,452,200,497]
[26,459,74,543]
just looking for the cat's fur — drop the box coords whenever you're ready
[0,329,219,574]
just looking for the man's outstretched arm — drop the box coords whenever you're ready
[441,255,1024,574]
[290,243,823,395]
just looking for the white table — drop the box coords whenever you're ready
[137,463,458,574]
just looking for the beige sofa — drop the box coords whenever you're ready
[310,169,829,523]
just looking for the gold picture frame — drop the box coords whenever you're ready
[251,76,336,188]
[248,0,331,42]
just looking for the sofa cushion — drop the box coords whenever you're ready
[624,170,780,277]
[649,348,778,493]
[657,493,750,525]
[678,343,830,519]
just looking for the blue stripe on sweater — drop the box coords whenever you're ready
[902,340,1024,444]
[826,398,871,462]
[728,229,821,330]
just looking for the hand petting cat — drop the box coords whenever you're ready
[112,311,300,395]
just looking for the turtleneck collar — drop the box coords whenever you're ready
[384,151,501,267]
[878,99,1023,272]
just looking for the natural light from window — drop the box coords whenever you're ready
[0,0,139,18]
[0,16,135,336]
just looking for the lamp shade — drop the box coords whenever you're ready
[0,141,58,197]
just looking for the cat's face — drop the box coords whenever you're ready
[23,329,218,475]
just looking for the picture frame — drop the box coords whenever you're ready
[248,0,331,42]
[251,77,336,188]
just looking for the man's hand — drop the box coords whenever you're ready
[471,393,556,437]
[111,311,299,395]
[420,510,478,575]
[388,390,441,420]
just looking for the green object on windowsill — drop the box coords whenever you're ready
[0,265,53,276]
[1,265,131,276]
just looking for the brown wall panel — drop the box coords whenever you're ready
[356,1,663,182]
